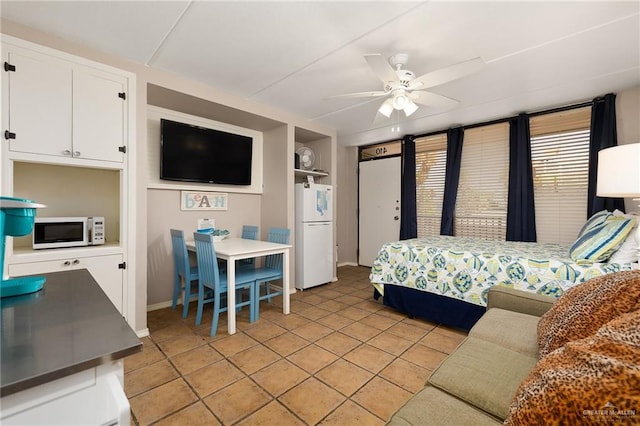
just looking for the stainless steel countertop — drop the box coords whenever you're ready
[1,269,141,397]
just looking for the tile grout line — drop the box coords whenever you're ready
[128,267,464,425]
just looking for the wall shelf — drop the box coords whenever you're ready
[294,168,329,177]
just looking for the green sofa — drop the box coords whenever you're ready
[388,286,556,425]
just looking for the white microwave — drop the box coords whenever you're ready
[33,217,105,249]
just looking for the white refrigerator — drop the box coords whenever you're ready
[295,183,334,290]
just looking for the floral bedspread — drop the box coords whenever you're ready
[369,236,635,306]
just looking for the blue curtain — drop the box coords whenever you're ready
[400,135,417,240]
[588,93,626,215]
[506,113,537,242]
[440,127,464,236]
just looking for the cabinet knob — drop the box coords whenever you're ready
[63,260,71,266]
[63,150,72,156]
[73,151,81,157]
[72,259,80,265]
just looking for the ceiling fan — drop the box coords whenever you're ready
[331,53,485,119]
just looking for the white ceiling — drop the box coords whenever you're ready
[2,1,639,146]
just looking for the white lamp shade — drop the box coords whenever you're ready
[596,143,640,197]
[403,100,419,117]
[378,98,394,117]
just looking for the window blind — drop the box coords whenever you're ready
[530,107,591,246]
[455,123,509,240]
[415,134,447,237]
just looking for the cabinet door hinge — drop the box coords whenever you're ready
[4,62,16,72]
[118,92,126,100]
[118,262,127,270]
[4,130,16,140]
[118,146,127,154]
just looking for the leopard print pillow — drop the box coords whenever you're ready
[537,270,640,357]
[505,310,640,425]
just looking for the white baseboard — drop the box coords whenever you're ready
[136,328,150,338]
[337,261,359,267]
[146,300,174,312]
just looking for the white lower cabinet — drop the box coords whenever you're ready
[9,253,124,314]
[0,361,129,426]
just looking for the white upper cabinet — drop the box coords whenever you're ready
[6,50,73,157]
[4,45,126,164]
[73,71,125,162]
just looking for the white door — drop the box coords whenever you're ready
[73,71,125,162]
[296,221,333,289]
[6,50,73,157]
[358,156,401,267]
[295,183,333,222]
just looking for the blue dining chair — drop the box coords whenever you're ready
[170,229,199,318]
[192,232,259,336]
[242,225,259,240]
[238,225,259,269]
[252,227,290,320]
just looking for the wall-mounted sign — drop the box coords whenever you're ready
[359,140,402,161]
[181,191,228,211]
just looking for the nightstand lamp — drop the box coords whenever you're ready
[596,143,640,210]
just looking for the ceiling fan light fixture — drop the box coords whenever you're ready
[392,91,409,109]
[333,53,480,122]
[403,100,419,117]
[378,98,394,117]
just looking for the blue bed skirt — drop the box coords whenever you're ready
[374,285,485,332]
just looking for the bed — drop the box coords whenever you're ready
[369,235,637,331]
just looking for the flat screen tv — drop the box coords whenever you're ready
[160,119,253,185]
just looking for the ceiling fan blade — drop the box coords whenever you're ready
[408,57,485,90]
[410,91,459,108]
[364,54,398,83]
[326,90,388,99]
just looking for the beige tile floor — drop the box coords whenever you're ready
[125,266,467,425]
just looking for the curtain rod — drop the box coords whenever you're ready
[412,97,602,140]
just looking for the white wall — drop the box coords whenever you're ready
[616,86,640,212]
[146,189,261,306]
[336,144,358,265]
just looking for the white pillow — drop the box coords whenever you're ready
[608,210,640,264]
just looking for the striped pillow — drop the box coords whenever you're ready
[576,210,611,239]
[570,216,637,263]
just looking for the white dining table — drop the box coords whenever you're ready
[186,237,292,335]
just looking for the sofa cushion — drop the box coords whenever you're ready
[469,308,540,357]
[427,337,538,420]
[505,310,640,425]
[486,286,555,317]
[537,270,640,357]
[387,385,501,426]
